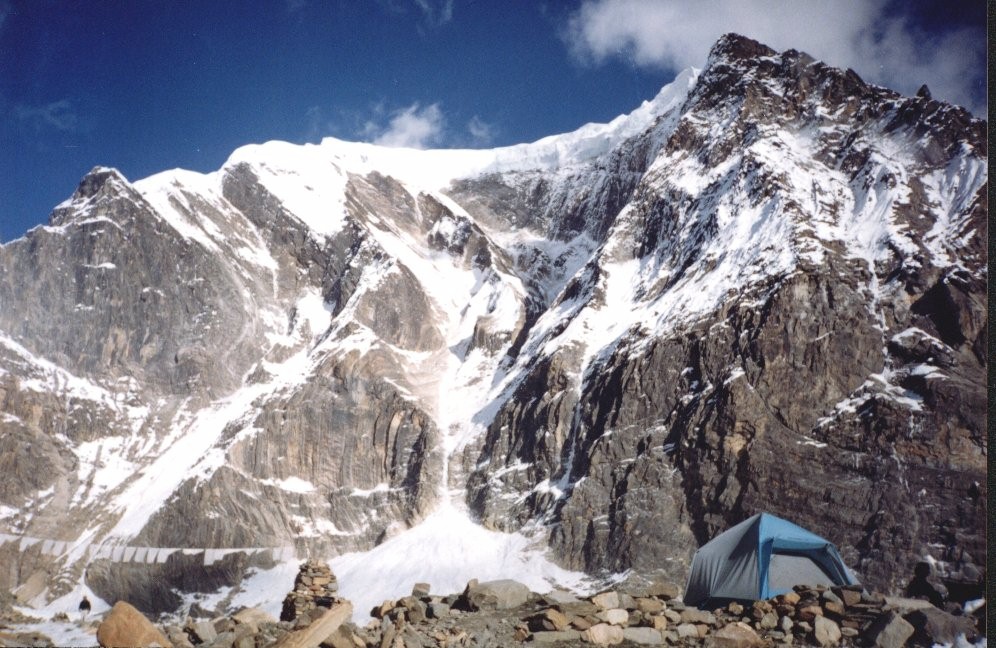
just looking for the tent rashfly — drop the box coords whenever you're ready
[683,512,858,607]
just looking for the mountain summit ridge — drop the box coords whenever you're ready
[0,33,985,627]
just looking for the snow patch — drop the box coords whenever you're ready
[330,503,591,624]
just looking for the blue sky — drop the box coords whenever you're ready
[0,0,986,242]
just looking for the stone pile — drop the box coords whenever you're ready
[279,559,341,625]
[65,566,984,648]
[353,580,983,647]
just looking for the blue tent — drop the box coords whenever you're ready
[683,512,858,606]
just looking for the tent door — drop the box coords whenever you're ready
[767,551,837,593]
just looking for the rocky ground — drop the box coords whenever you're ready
[0,560,985,647]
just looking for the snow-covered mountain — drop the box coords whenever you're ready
[0,34,986,626]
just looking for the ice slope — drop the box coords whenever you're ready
[330,501,591,623]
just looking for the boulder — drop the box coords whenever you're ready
[904,606,978,645]
[543,589,581,606]
[271,602,352,648]
[823,601,845,616]
[679,608,715,624]
[97,601,173,648]
[705,622,763,648]
[866,611,915,648]
[572,616,594,631]
[530,630,582,644]
[649,616,668,631]
[427,602,450,619]
[582,623,624,645]
[757,611,778,629]
[882,596,933,611]
[322,626,363,648]
[797,605,824,622]
[813,616,841,646]
[211,631,235,648]
[591,592,621,610]
[598,609,629,626]
[188,620,217,644]
[675,623,699,638]
[231,607,277,634]
[527,608,570,632]
[622,627,664,645]
[820,590,843,605]
[463,579,530,611]
[837,589,862,607]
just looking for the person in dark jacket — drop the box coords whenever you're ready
[78,595,91,621]
[905,561,944,607]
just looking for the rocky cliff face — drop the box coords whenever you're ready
[0,34,985,616]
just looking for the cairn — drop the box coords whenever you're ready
[279,559,340,623]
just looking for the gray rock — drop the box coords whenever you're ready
[903,606,978,646]
[426,602,450,619]
[190,620,218,644]
[542,589,581,606]
[597,608,629,626]
[813,616,841,646]
[582,623,625,645]
[679,608,715,625]
[463,579,530,611]
[622,627,664,645]
[820,590,843,605]
[705,622,763,648]
[211,631,235,648]
[530,630,582,644]
[591,591,621,610]
[757,612,778,630]
[866,612,914,648]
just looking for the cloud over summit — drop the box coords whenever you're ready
[564,0,986,115]
[365,103,445,149]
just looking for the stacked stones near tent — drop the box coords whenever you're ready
[17,575,983,648]
[278,559,340,624]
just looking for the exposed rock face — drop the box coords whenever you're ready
[0,33,986,617]
[96,600,173,648]
[461,33,987,593]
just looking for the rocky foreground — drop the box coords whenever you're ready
[0,560,985,647]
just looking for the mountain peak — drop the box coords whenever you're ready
[707,32,777,64]
[73,166,129,201]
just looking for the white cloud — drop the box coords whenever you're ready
[375,0,454,27]
[365,103,445,149]
[413,0,454,26]
[466,116,495,146]
[564,0,986,115]
[14,99,79,132]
